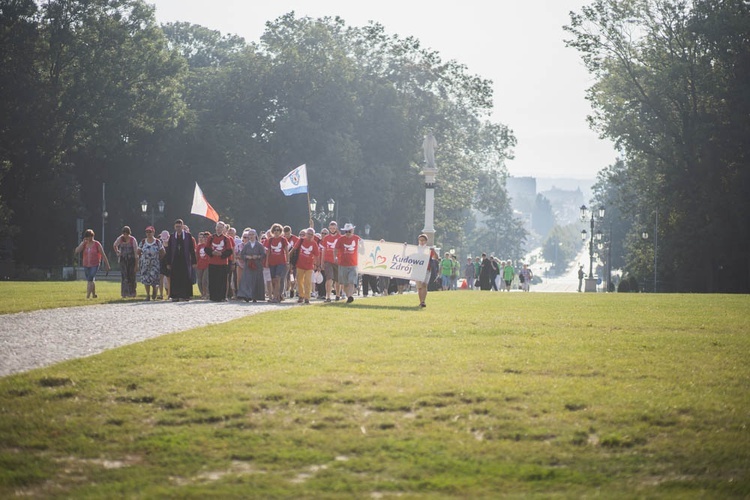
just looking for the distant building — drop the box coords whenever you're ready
[506,176,536,213]
[539,186,585,224]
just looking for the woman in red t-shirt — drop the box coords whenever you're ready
[293,228,320,304]
[264,223,289,303]
[204,221,235,301]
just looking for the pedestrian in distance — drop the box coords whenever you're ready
[464,256,476,290]
[113,226,139,298]
[503,260,515,292]
[578,265,585,292]
[165,219,196,302]
[137,226,165,301]
[204,221,235,302]
[237,229,266,302]
[519,263,533,292]
[74,229,110,299]
[415,234,437,307]
[334,223,362,303]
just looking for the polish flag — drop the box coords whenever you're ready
[191,182,219,222]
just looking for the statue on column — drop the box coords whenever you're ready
[422,132,437,170]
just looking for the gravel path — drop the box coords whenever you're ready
[0,300,295,377]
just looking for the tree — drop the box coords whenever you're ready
[542,224,582,275]
[565,0,750,292]
[0,0,186,267]
[531,194,555,238]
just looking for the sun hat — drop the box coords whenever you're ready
[341,223,356,232]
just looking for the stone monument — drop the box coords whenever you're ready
[421,132,437,246]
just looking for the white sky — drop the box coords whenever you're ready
[149,0,617,180]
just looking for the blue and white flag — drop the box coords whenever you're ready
[279,164,308,196]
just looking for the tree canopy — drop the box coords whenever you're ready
[566,0,750,292]
[0,1,524,274]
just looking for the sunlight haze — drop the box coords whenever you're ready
[149,0,616,180]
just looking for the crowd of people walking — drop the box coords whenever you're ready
[76,218,534,305]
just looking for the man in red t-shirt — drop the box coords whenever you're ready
[320,221,341,302]
[334,223,362,303]
[204,221,235,302]
[293,227,320,304]
[264,223,289,303]
[283,225,299,299]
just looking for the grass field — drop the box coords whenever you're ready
[1,287,749,498]
[0,281,135,314]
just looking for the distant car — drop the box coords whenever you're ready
[531,275,543,285]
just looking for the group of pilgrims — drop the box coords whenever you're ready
[75,217,531,305]
[78,218,367,305]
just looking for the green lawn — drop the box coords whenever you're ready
[0,281,181,314]
[1,291,749,498]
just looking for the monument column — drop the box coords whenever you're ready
[422,132,438,246]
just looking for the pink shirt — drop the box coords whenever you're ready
[82,241,104,267]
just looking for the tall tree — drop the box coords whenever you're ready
[565,0,750,292]
[0,0,186,267]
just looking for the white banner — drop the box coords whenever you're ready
[358,239,432,282]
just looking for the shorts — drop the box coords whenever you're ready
[441,275,451,288]
[338,265,358,286]
[270,264,287,279]
[84,266,98,282]
[505,280,513,286]
[323,261,338,282]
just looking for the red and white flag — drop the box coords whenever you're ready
[191,182,219,222]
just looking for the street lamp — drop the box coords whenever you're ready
[310,198,335,228]
[141,199,165,227]
[641,207,659,292]
[101,182,108,246]
[580,205,605,292]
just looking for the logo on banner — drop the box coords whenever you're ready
[363,245,388,270]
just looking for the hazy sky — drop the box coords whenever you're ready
[149,0,617,180]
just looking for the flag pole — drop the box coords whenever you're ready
[307,192,313,229]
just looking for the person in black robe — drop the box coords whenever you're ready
[166,219,196,301]
[479,253,494,291]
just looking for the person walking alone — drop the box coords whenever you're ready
[75,229,110,299]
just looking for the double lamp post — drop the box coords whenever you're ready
[309,198,335,229]
[141,199,165,228]
[580,204,605,293]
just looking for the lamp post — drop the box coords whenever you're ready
[141,199,165,227]
[422,131,437,246]
[580,205,605,292]
[309,198,335,229]
[101,182,108,246]
[640,207,658,292]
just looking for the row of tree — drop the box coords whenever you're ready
[0,0,525,274]
[565,0,750,292]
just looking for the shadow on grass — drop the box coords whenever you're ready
[335,302,423,312]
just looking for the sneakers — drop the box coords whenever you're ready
[420,302,426,308]
[347,296,354,303]
[304,299,310,305]
[324,297,331,303]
